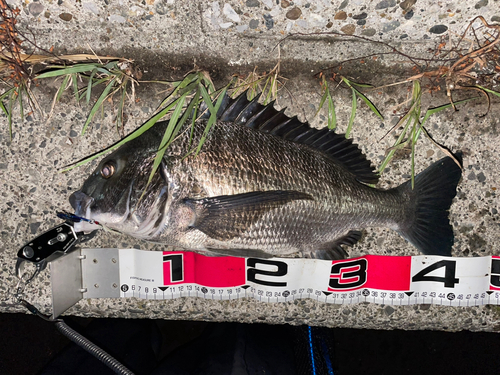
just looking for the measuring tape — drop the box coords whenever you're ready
[91,250,500,307]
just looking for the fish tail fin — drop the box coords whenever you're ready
[396,153,463,256]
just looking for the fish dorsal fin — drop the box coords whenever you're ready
[215,91,379,185]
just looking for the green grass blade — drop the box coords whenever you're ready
[155,74,201,111]
[104,61,118,70]
[475,85,500,98]
[0,90,12,138]
[195,86,227,155]
[202,75,216,94]
[178,81,201,96]
[71,73,80,101]
[378,115,413,174]
[86,68,98,104]
[260,76,270,105]
[147,94,188,185]
[352,87,384,119]
[327,90,336,130]
[315,87,328,117]
[0,100,8,125]
[158,95,187,151]
[18,87,24,120]
[61,98,182,172]
[36,64,102,79]
[0,88,15,136]
[341,76,351,88]
[349,81,373,88]
[81,77,117,135]
[8,89,15,138]
[172,92,198,146]
[188,89,201,148]
[345,88,357,138]
[117,80,128,129]
[199,84,216,115]
[410,116,420,189]
[420,97,479,128]
[56,74,71,102]
[95,67,114,76]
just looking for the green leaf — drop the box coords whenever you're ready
[147,94,188,185]
[86,68,98,104]
[345,88,357,138]
[56,74,71,103]
[18,87,24,120]
[201,74,216,93]
[352,87,383,120]
[199,84,216,115]
[188,90,201,148]
[327,90,336,130]
[475,85,500,98]
[195,87,227,155]
[116,80,128,129]
[378,115,413,174]
[71,73,80,102]
[104,61,118,70]
[8,89,15,138]
[178,81,201,96]
[341,76,351,88]
[0,100,8,120]
[36,64,101,79]
[81,76,117,135]
[172,91,198,147]
[420,97,479,128]
[155,74,201,111]
[0,98,10,138]
[315,87,329,117]
[348,81,373,88]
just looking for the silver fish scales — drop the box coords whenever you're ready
[70,92,462,259]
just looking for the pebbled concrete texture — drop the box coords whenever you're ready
[0,0,499,331]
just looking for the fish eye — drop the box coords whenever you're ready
[100,162,116,179]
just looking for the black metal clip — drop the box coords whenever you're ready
[15,222,97,282]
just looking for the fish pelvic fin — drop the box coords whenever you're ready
[396,153,463,256]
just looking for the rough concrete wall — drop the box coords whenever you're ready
[0,0,499,331]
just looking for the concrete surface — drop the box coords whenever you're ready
[0,0,499,331]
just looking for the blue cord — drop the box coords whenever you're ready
[308,326,316,375]
[320,337,335,375]
[57,211,99,225]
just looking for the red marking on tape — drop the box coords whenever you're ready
[163,251,245,287]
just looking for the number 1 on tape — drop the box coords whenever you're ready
[117,250,500,306]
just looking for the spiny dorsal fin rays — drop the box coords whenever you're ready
[204,90,379,185]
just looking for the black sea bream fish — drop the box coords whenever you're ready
[70,92,462,259]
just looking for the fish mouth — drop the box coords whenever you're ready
[69,191,101,233]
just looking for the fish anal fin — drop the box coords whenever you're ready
[309,230,363,260]
[184,190,313,241]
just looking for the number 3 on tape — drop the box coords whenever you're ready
[329,259,368,290]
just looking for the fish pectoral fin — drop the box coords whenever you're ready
[310,230,363,260]
[184,190,313,241]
